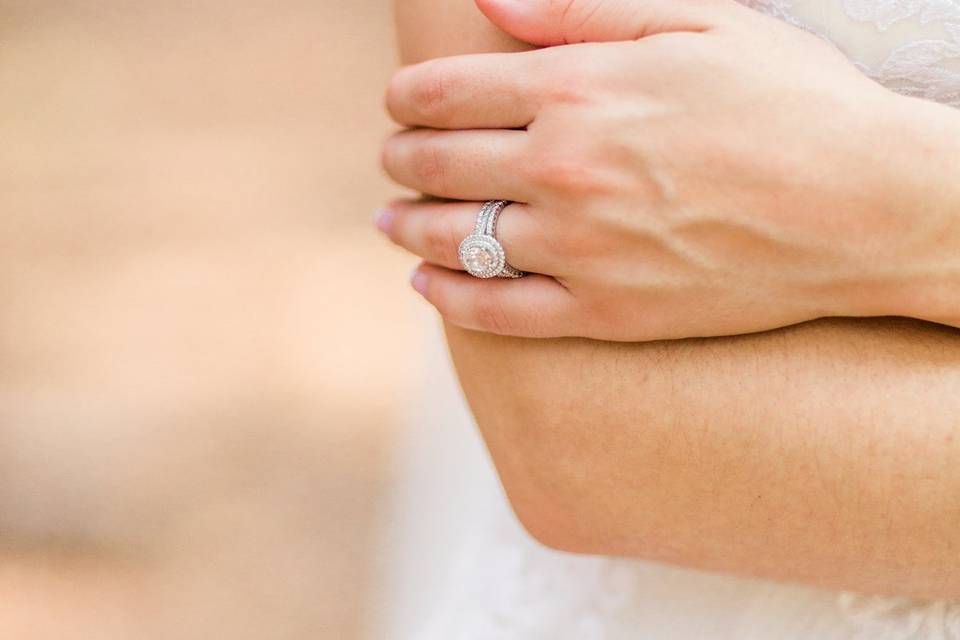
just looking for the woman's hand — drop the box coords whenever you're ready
[379,0,960,341]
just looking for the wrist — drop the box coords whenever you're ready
[845,93,960,325]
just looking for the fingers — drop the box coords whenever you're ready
[378,200,553,274]
[381,128,534,202]
[410,263,580,338]
[475,0,744,45]
[386,52,542,129]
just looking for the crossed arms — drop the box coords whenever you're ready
[394,0,960,598]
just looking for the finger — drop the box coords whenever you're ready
[410,263,579,338]
[475,0,746,45]
[381,128,533,202]
[379,200,551,274]
[386,52,542,129]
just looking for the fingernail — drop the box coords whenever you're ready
[374,208,395,234]
[410,269,429,295]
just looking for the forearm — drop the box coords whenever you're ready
[450,319,960,597]
[396,0,960,597]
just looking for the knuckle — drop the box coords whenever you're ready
[541,70,594,106]
[472,292,516,335]
[411,137,448,192]
[528,155,613,197]
[410,62,456,122]
[423,214,461,265]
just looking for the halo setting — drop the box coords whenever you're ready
[458,234,506,279]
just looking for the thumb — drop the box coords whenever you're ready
[475,0,736,45]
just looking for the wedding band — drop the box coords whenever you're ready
[458,200,525,279]
[476,201,524,279]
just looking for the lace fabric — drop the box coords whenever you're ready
[743,0,960,106]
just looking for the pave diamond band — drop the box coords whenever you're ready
[458,201,525,279]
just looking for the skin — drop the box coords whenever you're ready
[384,0,960,341]
[393,0,960,598]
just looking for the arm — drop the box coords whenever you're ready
[395,0,960,598]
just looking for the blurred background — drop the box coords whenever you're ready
[0,1,445,637]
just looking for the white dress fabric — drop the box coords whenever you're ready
[374,3,960,639]
[743,0,960,108]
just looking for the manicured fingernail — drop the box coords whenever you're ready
[410,269,429,295]
[374,208,395,234]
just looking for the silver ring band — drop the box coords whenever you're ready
[476,201,524,278]
[458,200,525,279]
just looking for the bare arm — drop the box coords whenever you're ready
[396,0,960,598]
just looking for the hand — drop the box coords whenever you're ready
[379,0,960,340]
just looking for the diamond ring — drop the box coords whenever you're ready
[458,200,525,279]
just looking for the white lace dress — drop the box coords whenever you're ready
[373,3,960,638]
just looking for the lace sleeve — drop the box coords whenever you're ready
[742,0,960,107]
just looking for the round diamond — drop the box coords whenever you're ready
[458,234,506,278]
[464,246,495,271]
